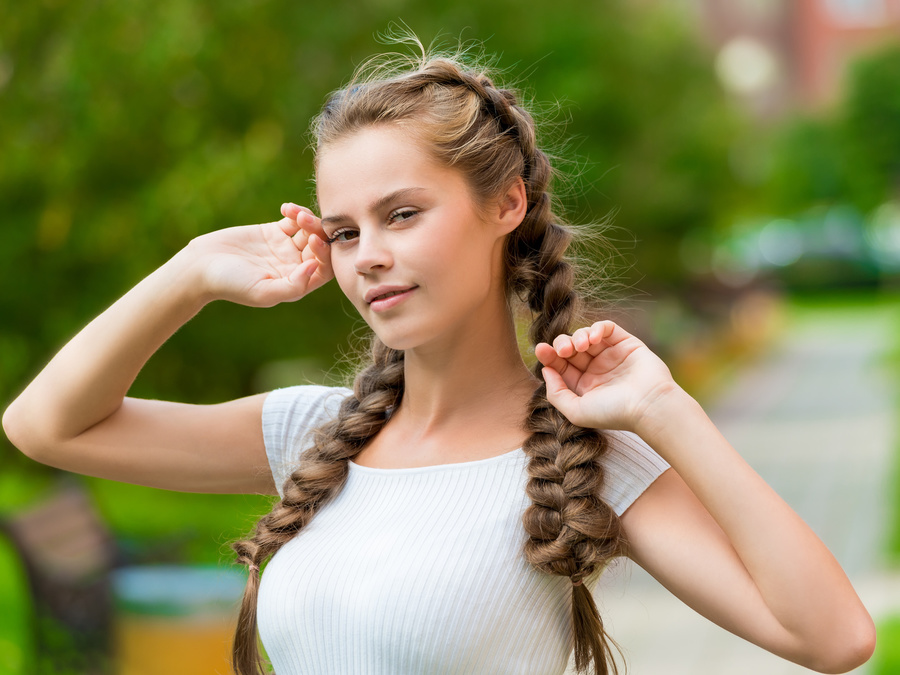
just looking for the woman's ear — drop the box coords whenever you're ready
[494,176,528,235]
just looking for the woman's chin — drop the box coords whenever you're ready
[374,334,417,352]
[365,325,415,352]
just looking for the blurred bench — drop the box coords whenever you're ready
[0,477,116,671]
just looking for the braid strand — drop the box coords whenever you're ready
[231,340,404,675]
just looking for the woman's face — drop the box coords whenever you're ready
[315,125,513,353]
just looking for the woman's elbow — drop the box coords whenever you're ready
[2,399,52,464]
[803,612,876,674]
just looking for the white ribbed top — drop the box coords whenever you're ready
[258,385,669,675]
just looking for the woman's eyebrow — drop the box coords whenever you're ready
[320,187,426,226]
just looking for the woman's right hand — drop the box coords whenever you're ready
[189,203,334,308]
[2,203,335,494]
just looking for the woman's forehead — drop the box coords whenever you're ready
[315,127,462,213]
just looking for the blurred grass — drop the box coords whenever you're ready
[875,616,900,675]
[0,536,31,675]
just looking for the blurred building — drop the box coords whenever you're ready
[695,0,900,117]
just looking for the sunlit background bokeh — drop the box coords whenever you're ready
[1,0,899,673]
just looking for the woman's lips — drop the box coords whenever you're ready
[367,286,417,312]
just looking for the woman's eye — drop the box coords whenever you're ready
[326,228,358,245]
[390,209,418,223]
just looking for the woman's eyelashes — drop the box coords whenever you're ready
[389,208,418,223]
[326,228,358,245]
[325,209,420,245]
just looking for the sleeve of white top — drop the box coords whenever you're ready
[261,385,351,498]
[601,430,670,516]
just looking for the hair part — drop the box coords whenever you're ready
[233,37,625,675]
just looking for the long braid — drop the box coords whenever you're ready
[231,340,404,675]
[496,88,626,674]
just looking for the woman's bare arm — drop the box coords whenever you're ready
[620,410,874,673]
[2,205,332,494]
[536,321,875,673]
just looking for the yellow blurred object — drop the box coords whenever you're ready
[111,566,246,675]
[115,614,235,675]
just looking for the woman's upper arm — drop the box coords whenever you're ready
[8,393,277,495]
[618,468,799,662]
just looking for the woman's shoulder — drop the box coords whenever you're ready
[262,384,353,497]
[263,384,353,439]
[263,384,352,418]
[600,430,670,517]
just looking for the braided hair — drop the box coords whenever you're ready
[232,45,624,675]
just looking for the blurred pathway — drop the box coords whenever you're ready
[593,300,899,674]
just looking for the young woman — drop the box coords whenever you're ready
[3,44,875,675]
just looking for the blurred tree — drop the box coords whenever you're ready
[841,42,900,211]
[0,0,739,448]
[762,41,900,217]
[765,119,848,214]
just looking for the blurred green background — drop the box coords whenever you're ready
[1,0,899,672]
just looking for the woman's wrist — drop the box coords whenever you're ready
[632,384,705,451]
[156,244,220,311]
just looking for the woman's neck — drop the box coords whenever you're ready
[353,309,538,469]
[394,315,536,440]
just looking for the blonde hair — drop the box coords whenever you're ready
[232,41,625,675]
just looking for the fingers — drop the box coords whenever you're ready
[539,321,627,379]
[280,206,333,292]
[295,208,326,238]
[306,229,333,281]
[535,342,584,391]
[540,367,583,424]
[280,202,315,220]
[534,342,568,371]
[278,203,308,236]
[550,320,623,357]
[278,203,324,240]
[306,242,334,290]
[270,249,333,305]
[291,210,329,253]
[548,332,594,374]
[286,258,320,289]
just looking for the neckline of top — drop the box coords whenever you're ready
[348,446,525,475]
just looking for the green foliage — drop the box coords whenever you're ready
[0,536,31,675]
[0,0,739,433]
[469,2,742,287]
[874,615,900,674]
[87,477,277,564]
[763,41,900,217]
[766,119,848,213]
[842,42,900,211]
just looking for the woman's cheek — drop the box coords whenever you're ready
[331,262,360,308]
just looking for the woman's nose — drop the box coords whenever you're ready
[353,231,392,275]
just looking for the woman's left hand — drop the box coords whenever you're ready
[535,320,680,433]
